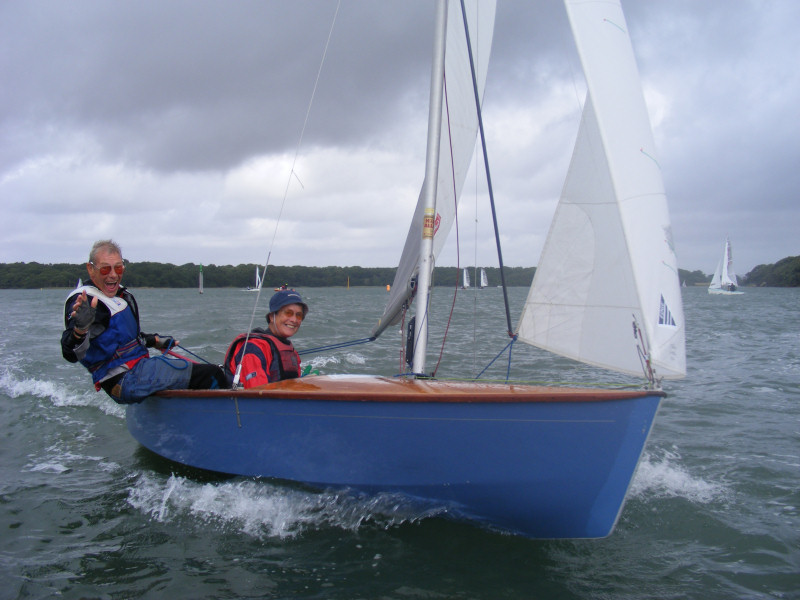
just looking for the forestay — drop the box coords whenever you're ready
[516,0,686,380]
[371,0,497,339]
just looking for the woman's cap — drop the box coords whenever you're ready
[268,290,308,316]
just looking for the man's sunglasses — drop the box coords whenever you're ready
[90,262,125,276]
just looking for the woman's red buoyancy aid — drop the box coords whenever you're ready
[223,329,300,388]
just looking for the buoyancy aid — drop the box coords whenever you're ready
[65,285,149,387]
[223,329,300,388]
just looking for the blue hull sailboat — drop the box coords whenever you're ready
[128,0,685,538]
[129,377,662,538]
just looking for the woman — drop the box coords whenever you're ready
[224,290,308,388]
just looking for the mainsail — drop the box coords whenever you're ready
[479,267,488,288]
[370,0,496,339]
[722,239,738,286]
[516,0,686,380]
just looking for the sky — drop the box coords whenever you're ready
[1,0,798,275]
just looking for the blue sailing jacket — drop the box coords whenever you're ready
[65,285,149,386]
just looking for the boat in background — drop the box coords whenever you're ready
[709,237,744,295]
[129,0,685,538]
[244,266,262,292]
[479,267,488,288]
[198,264,203,294]
[461,267,471,289]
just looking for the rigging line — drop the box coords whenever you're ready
[431,72,461,379]
[298,337,375,356]
[459,0,513,337]
[475,335,517,380]
[399,305,407,372]
[233,2,342,387]
[271,0,342,260]
[469,3,482,377]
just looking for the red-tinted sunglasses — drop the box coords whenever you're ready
[90,262,125,276]
[279,308,305,321]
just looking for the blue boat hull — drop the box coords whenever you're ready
[127,375,662,538]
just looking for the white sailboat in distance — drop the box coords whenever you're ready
[708,237,744,295]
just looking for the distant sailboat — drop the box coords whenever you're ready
[479,267,488,288]
[708,238,744,295]
[198,265,204,295]
[461,267,471,289]
[244,266,262,292]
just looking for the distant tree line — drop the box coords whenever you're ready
[679,269,709,286]
[0,262,537,289]
[2,260,795,289]
[741,256,800,287]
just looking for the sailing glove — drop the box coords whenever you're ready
[73,300,96,332]
[154,336,175,350]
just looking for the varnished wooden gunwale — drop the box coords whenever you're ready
[155,375,663,403]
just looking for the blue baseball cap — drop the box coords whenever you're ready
[268,290,308,317]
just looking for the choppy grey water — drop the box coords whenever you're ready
[1,285,798,599]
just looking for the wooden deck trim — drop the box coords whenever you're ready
[154,375,664,403]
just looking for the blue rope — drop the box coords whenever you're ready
[175,344,214,364]
[298,337,376,356]
[475,335,518,381]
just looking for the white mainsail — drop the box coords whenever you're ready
[245,266,262,292]
[479,267,488,288]
[516,0,686,380]
[462,268,471,289]
[371,0,496,339]
[722,239,738,287]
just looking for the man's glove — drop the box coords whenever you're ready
[154,336,175,350]
[73,300,96,332]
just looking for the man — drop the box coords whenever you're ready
[61,239,226,403]
[224,290,307,388]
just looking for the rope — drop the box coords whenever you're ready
[169,345,210,364]
[431,72,461,378]
[233,2,341,388]
[153,340,191,371]
[458,0,513,337]
[474,335,517,381]
[298,337,375,356]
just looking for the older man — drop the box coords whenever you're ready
[61,239,226,403]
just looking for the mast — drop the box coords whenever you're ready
[412,0,448,376]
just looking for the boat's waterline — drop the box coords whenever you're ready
[128,375,663,538]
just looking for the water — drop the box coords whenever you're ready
[1,285,798,599]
